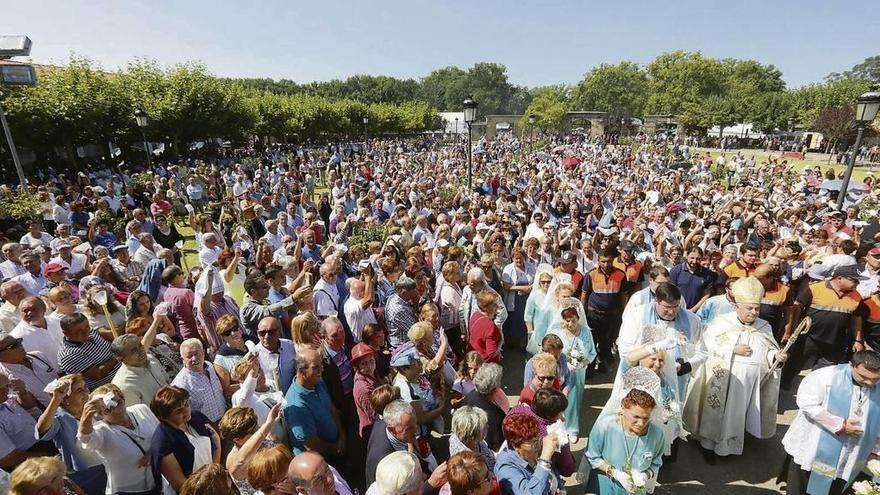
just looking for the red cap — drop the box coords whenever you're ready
[43,262,67,276]
[869,246,880,257]
[350,343,376,364]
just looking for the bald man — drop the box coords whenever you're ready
[288,451,353,495]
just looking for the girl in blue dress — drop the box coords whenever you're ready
[546,297,596,439]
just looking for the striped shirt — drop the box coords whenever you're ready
[58,329,119,390]
[171,364,227,422]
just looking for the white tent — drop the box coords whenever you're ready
[439,112,466,134]
[707,122,765,138]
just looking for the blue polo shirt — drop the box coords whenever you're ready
[283,379,338,454]
[668,263,716,309]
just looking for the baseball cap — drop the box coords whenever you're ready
[559,251,576,264]
[831,264,868,281]
[43,262,67,276]
[868,246,880,257]
[389,342,419,368]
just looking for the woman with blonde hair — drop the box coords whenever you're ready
[9,456,83,495]
[290,312,321,352]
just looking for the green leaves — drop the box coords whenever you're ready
[572,62,648,116]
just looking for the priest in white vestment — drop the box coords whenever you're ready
[780,350,880,495]
[683,276,786,460]
[617,282,705,398]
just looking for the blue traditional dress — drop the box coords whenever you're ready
[586,415,666,495]
[695,293,735,325]
[547,316,596,437]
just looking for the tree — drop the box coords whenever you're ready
[571,62,648,116]
[520,87,567,132]
[789,78,872,129]
[812,105,854,155]
[645,51,727,115]
[827,55,880,83]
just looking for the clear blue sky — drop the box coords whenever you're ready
[3,0,878,89]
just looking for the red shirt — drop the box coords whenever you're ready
[468,312,501,363]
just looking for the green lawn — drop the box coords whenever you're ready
[690,147,875,182]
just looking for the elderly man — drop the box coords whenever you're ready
[383,275,420,348]
[288,451,354,495]
[0,331,58,406]
[283,347,345,457]
[0,372,50,470]
[38,262,76,300]
[0,243,26,281]
[57,313,119,390]
[51,241,91,280]
[171,338,231,422]
[12,251,47,297]
[110,245,144,291]
[240,272,297,338]
[461,363,506,450]
[313,263,344,321]
[10,297,64,369]
[364,400,446,493]
[684,277,786,461]
[0,281,26,333]
[261,219,283,251]
[133,233,159,265]
[458,267,508,340]
[109,321,171,405]
[344,273,377,343]
[254,316,296,394]
[198,232,223,267]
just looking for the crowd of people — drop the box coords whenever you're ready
[0,130,879,495]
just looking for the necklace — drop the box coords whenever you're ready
[621,419,642,473]
[854,386,867,418]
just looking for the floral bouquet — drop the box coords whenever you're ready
[852,459,880,495]
[567,347,589,370]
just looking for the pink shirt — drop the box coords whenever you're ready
[163,286,198,341]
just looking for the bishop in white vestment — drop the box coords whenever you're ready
[683,277,786,458]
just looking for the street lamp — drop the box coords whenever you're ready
[0,35,34,188]
[463,96,478,190]
[528,114,536,152]
[837,84,880,210]
[133,109,152,168]
[454,117,459,141]
[363,117,369,142]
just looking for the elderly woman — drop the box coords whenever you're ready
[438,260,465,359]
[524,266,554,355]
[449,406,496,471]
[445,451,496,495]
[213,314,251,372]
[8,456,81,495]
[246,445,296,495]
[586,389,665,495]
[501,247,535,349]
[522,334,571,397]
[452,351,484,406]
[78,383,161,494]
[150,386,221,494]
[351,342,386,439]
[518,352,562,406]
[547,297,596,440]
[461,363,507,451]
[195,267,241,351]
[494,413,559,495]
[368,451,426,495]
[509,388,576,478]
[219,405,281,495]
[390,342,447,435]
[35,373,107,494]
[170,338,233,423]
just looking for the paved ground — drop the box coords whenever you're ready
[497,346,800,495]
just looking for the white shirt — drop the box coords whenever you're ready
[19,232,54,249]
[78,404,159,495]
[50,253,88,275]
[10,318,64,368]
[133,245,158,266]
[313,279,341,318]
[231,373,274,425]
[11,272,46,297]
[0,260,26,281]
[344,295,377,343]
[782,365,880,481]
[198,246,222,267]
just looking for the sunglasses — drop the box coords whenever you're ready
[536,375,555,382]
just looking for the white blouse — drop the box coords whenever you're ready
[78,404,160,495]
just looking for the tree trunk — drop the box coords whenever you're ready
[64,138,79,169]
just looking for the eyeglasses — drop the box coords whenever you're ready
[536,375,555,382]
[0,339,23,353]
[257,329,278,336]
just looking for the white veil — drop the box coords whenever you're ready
[525,265,562,355]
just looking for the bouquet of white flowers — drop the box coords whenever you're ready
[567,347,589,370]
[852,480,880,495]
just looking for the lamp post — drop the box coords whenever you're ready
[463,96,478,190]
[621,118,627,139]
[837,84,880,211]
[363,117,369,142]
[134,110,152,169]
[528,113,536,153]
[454,117,459,142]
[0,35,35,188]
